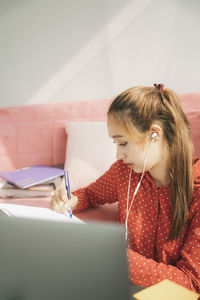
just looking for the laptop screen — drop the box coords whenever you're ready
[0,216,129,300]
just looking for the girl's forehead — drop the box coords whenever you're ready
[107,117,124,138]
[107,115,148,145]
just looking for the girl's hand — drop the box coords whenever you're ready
[50,186,78,213]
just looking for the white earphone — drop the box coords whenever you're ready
[125,131,157,241]
[151,132,157,139]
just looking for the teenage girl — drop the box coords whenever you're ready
[51,84,200,292]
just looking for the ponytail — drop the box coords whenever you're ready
[161,90,193,239]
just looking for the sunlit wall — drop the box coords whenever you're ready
[0,0,200,107]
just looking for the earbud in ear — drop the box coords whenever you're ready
[151,132,158,139]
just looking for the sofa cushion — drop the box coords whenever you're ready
[64,121,116,192]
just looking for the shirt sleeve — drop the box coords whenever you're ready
[127,188,200,293]
[72,160,120,213]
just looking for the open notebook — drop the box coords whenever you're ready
[0,203,84,224]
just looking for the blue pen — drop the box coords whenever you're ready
[64,171,73,218]
[68,207,73,219]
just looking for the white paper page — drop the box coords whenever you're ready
[0,203,84,224]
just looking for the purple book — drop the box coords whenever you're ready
[0,165,64,189]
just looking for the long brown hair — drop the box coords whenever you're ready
[108,86,194,240]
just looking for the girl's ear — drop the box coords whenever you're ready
[150,123,163,140]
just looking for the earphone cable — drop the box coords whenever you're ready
[125,137,155,242]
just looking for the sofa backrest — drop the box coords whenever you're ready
[0,99,111,171]
[0,94,199,172]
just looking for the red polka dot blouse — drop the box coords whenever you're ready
[73,158,200,292]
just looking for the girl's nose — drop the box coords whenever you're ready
[116,146,126,160]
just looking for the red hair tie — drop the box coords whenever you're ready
[154,83,164,94]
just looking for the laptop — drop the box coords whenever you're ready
[0,216,131,300]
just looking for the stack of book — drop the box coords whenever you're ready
[0,165,64,198]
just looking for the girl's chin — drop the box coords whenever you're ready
[128,164,143,173]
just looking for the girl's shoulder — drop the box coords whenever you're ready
[111,159,129,174]
[111,160,141,184]
[110,159,133,179]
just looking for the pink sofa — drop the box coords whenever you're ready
[0,94,199,222]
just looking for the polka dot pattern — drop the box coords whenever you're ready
[73,158,200,293]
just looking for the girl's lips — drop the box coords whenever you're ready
[127,163,134,168]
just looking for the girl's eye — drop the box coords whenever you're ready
[119,142,128,147]
[112,141,128,147]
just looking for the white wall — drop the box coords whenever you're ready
[0,0,200,107]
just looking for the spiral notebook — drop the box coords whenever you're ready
[0,165,64,189]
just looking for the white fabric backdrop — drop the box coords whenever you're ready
[0,0,199,107]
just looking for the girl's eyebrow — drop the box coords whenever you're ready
[112,135,123,138]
